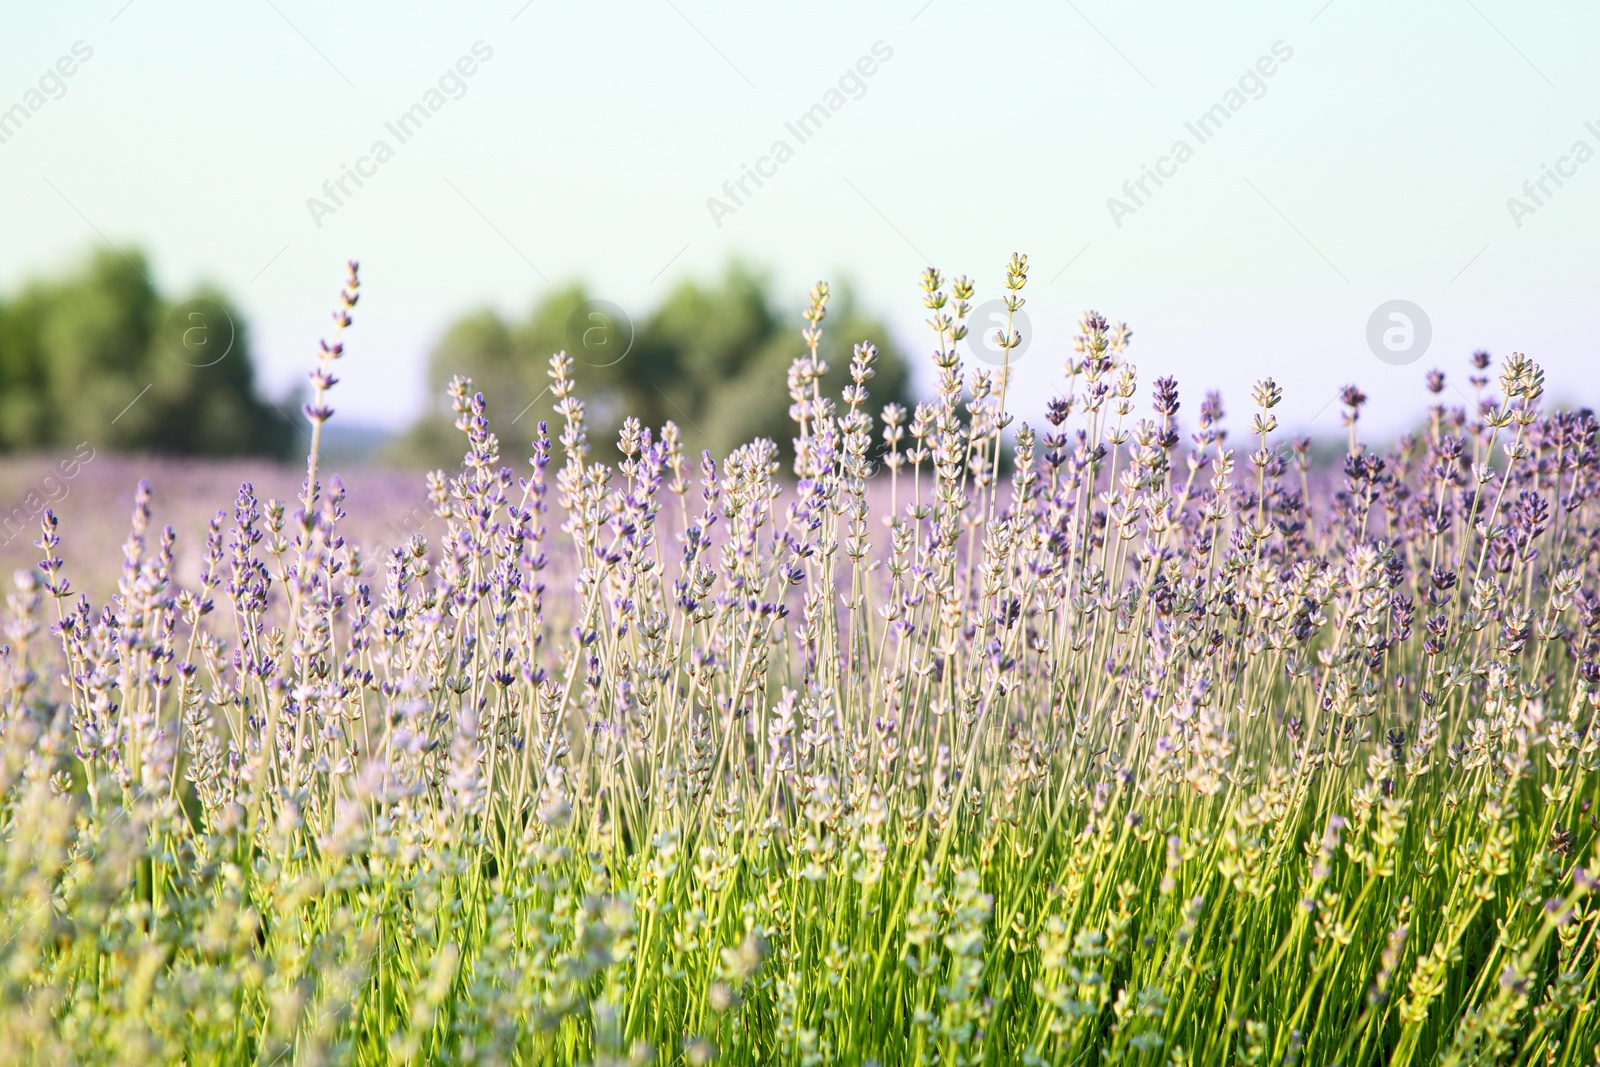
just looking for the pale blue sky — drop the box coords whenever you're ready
[2,0,1597,440]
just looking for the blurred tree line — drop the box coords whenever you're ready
[0,248,290,455]
[0,251,913,466]
[394,263,913,467]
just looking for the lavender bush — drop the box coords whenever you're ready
[2,257,1598,1065]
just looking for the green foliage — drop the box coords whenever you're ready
[393,263,911,467]
[0,248,291,456]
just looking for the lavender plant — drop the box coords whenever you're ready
[2,257,1599,1066]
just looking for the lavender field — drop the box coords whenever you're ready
[0,455,439,601]
[1,257,1598,1066]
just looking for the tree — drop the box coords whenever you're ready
[0,248,291,456]
[395,263,912,468]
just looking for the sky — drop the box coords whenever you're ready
[2,0,1598,444]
